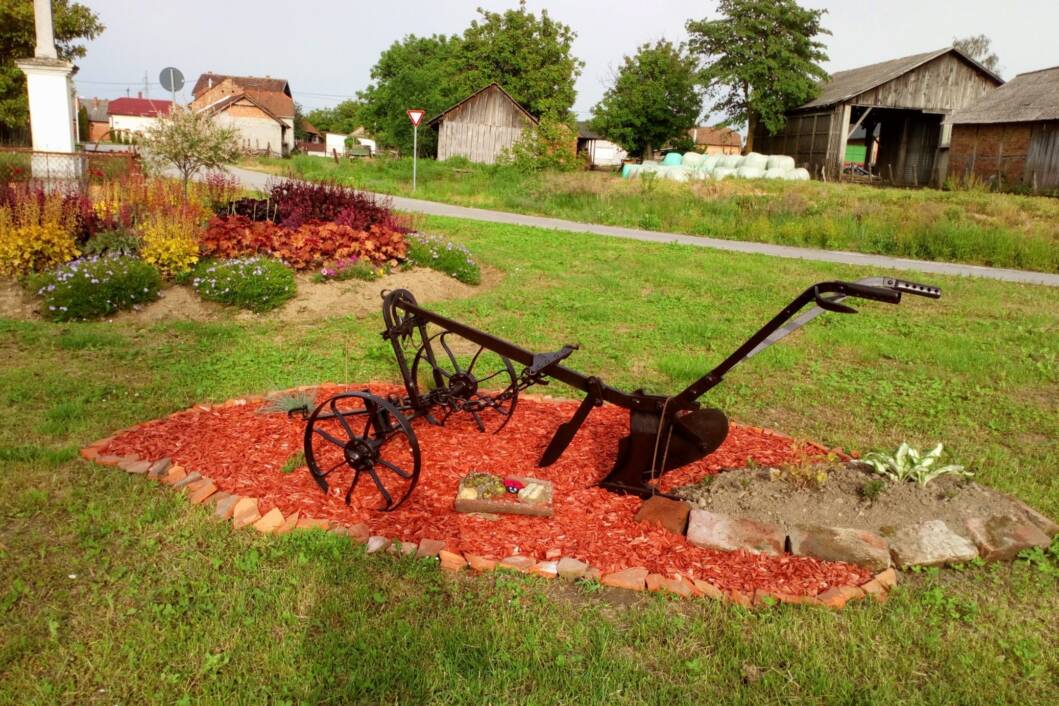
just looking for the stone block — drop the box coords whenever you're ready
[253,507,285,534]
[439,550,467,572]
[276,511,300,535]
[365,536,390,553]
[874,568,898,589]
[96,454,124,466]
[789,525,891,572]
[649,576,694,598]
[416,538,446,559]
[161,466,187,485]
[214,494,240,520]
[601,566,648,591]
[348,523,370,542]
[296,517,332,531]
[686,510,785,556]
[583,566,602,582]
[465,554,497,572]
[888,520,979,568]
[80,446,100,461]
[645,573,666,592]
[692,579,724,600]
[556,557,589,581]
[727,590,753,607]
[1011,501,1059,537]
[172,472,202,490]
[146,458,172,479]
[859,579,887,603]
[188,480,217,504]
[815,585,864,610]
[965,515,1051,561]
[119,458,151,474]
[231,497,261,529]
[498,555,535,572]
[634,496,692,535]
[530,561,558,579]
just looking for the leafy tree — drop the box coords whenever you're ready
[293,101,306,141]
[141,107,240,198]
[954,34,1001,75]
[454,1,583,119]
[499,115,580,171]
[590,40,701,158]
[687,0,829,152]
[306,99,363,135]
[357,34,461,155]
[0,0,104,137]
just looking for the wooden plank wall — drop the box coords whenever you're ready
[853,53,998,112]
[436,85,534,163]
[752,111,833,174]
[1027,121,1059,190]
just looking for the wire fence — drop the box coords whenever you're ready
[0,147,141,191]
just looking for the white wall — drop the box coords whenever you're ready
[282,117,295,154]
[586,138,627,167]
[19,61,77,153]
[110,114,160,136]
[325,132,348,156]
[213,113,284,155]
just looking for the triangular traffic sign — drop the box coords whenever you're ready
[406,109,426,127]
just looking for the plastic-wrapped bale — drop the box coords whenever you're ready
[664,166,691,182]
[736,165,765,179]
[621,163,633,178]
[682,152,704,167]
[700,154,720,171]
[690,168,711,181]
[764,167,787,179]
[662,152,683,166]
[766,155,796,171]
[712,167,735,180]
[743,152,768,169]
[720,154,744,168]
[789,167,811,181]
[642,159,660,168]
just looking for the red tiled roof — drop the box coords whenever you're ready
[688,126,742,148]
[107,97,172,118]
[192,73,294,118]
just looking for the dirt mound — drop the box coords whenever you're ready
[677,463,1029,539]
[0,267,496,324]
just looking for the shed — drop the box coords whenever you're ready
[577,123,627,169]
[948,66,1059,192]
[428,83,538,164]
[751,47,1002,184]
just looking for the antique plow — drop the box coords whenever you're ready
[303,277,941,511]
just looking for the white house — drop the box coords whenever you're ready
[107,95,172,141]
[191,73,295,155]
[577,123,628,169]
[196,93,286,155]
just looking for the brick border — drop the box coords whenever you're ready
[80,389,897,610]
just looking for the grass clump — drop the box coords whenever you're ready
[191,256,295,312]
[405,232,481,284]
[27,254,161,321]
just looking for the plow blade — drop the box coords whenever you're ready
[598,407,729,498]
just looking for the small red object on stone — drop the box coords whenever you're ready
[503,479,525,494]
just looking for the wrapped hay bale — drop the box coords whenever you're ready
[662,152,684,166]
[789,167,811,181]
[743,152,768,169]
[700,154,720,171]
[621,163,634,178]
[712,167,735,180]
[719,154,742,168]
[736,165,765,179]
[764,167,787,179]
[766,155,796,171]
[682,152,704,167]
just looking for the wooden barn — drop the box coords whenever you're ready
[751,47,1002,184]
[428,83,538,164]
[948,66,1059,192]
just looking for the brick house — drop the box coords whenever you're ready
[191,73,295,155]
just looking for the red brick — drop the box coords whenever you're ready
[645,573,666,592]
[276,510,301,535]
[253,508,285,533]
[601,566,648,591]
[214,494,240,520]
[556,557,589,580]
[439,550,467,572]
[296,517,332,531]
[465,554,496,572]
[231,497,261,529]
[874,568,898,589]
[634,496,692,535]
[416,538,446,559]
[859,579,888,603]
[687,510,785,556]
[188,481,217,504]
[96,454,124,466]
[160,465,187,485]
[118,458,151,474]
[530,561,558,579]
[80,446,100,461]
[815,585,864,610]
[692,579,724,600]
[728,590,753,608]
[659,577,695,598]
[498,555,535,572]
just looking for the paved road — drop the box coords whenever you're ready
[225,165,1059,287]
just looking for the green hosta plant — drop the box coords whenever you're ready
[862,443,972,487]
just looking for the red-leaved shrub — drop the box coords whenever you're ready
[267,178,408,234]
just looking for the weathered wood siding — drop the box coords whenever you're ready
[751,111,834,175]
[949,120,1059,191]
[1027,122,1059,190]
[850,53,998,112]
[436,85,535,164]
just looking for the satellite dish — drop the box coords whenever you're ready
[159,67,185,93]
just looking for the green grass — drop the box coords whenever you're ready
[252,154,1059,273]
[2,217,1058,703]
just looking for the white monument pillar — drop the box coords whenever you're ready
[16,0,79,178]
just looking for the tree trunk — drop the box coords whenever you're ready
[745,112,757,154]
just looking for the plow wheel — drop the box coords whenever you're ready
[303,392,421,512]
[412,331,518,433]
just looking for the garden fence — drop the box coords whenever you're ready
[0,147,140,191]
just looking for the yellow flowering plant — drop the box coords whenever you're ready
[138,208,201,276]
[0,193,80,276]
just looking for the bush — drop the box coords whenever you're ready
[499,117,582,172]
[82,228,141,257]
[405,232,481,285]
[138,209,201,275]
[28,255,161,321]
[201,215,407,270]
[0,190,81,275]
[267,178,409,233]
[191,257,296,312]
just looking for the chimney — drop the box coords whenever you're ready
[137,91,143,99]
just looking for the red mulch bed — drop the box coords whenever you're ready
[100,384,871,595]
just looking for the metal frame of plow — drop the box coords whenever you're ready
[302,277,941,511]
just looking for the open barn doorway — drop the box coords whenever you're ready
[846,106,943,186]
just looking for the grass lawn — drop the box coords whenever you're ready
[249,155,1059,274]
[2,216,1058,704]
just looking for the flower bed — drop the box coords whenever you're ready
[94,384,874,597]
[28,254,161,321]
[191,256,295,312]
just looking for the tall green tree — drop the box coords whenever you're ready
[305,99,363,135]
[0,0,104,138]
[590,40,701,158]
[686,0,829,152]
[953,34,1001,75]
[356,33,461,155]
[454,1,583,119]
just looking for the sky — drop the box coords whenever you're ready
[73,0,1059,121]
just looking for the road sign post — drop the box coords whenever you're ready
[159,66,185,107]
[406,109,426,192]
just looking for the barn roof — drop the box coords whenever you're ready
[427,82,539,127]
[799,47,1003,109]
[107,97,172,118]
[951,66,1059,124]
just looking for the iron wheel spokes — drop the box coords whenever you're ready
[411,330,519,434]
[303,391,421,511]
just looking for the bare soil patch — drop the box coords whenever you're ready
[677,463,1030,540]
[0,267,499,324]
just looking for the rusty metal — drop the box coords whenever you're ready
[303,277,941,511]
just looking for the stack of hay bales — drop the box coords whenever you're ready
[621,152,809,182]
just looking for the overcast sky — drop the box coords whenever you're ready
[74,0,1059,120]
